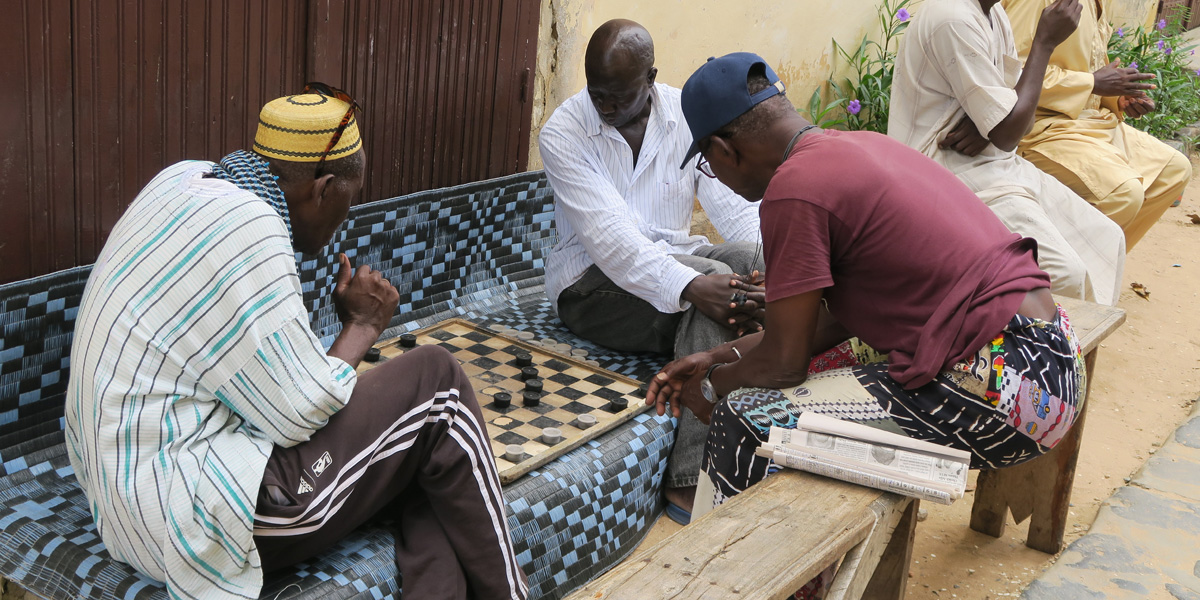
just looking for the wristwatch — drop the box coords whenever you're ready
[700,362,727,404]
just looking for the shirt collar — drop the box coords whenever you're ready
[584,83,677,138]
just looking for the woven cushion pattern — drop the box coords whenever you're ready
[0,171,673,599]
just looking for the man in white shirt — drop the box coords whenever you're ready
[889,0,1126,305]
[539,19,763,521]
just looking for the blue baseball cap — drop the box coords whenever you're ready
[679,52,785,169]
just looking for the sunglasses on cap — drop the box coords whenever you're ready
[302,82,362,175]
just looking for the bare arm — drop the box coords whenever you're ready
[645,289,829,424]
[710,289,825,396]
[988,0,1082,151]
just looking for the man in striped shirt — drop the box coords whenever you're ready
[539,19,764,523]
[65,90,527,599]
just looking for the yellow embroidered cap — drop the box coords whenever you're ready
[253,93,362,162]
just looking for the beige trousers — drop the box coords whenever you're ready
[1024,125,1191,250]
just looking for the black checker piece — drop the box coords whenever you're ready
[548,373,580,386]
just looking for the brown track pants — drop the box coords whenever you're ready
[252,344,528,600]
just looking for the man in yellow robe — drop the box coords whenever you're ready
[1004,0,1192,249]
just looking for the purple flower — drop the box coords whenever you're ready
[1117,27,1124,37]
[1157,18,1167,30]
[1157,39,1166,50]
[896,8,911,22]
[1165,46,1173,54]
[847,99,862,115]
[1192,49,1196,55]
[1196,69,1200,77]
[1130,61,1138,69]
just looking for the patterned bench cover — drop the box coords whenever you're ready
[0,171,675,599]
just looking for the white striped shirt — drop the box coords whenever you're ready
[539,83,761,314]
[65,161,356,599]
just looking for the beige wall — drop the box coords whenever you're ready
[1106,0,1160,29]
[527,0,1157,170]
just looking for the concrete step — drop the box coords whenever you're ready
[1022,401,1200,599]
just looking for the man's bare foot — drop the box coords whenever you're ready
[664,485,697,513]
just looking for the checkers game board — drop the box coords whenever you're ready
[356,318,650,483]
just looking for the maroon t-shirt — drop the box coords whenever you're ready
[761,129,1049,389]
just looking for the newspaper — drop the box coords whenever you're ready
[754,414,970,505]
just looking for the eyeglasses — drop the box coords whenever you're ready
[303,82,362,174]
[695,133,724,179]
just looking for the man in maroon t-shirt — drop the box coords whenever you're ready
[646,53,1087,519]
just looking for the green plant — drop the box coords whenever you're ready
[1107,14,1200,140]
[804,0,913,132]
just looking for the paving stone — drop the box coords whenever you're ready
[1107,486,1200,537]
[1131,449,1200,501]
[1175,416,1200,450]
[1023,404,1200,600]
[1169,583,1200,600]
[1023,578,1107,600]
[1112,578,1149,594]
[1053,532,1155,575]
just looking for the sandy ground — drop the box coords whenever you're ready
[638,156,1200,599]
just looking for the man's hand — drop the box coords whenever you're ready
[1119,94,1156,119]
[333,253,400,334]
[1093,60,1156,97]
[939,115,990,157]
[683,273,762,334]
[646,351,718,424]
[1033,0,1082,48]
[729,274,766,336]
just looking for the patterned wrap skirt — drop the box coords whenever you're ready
[702,304,1085,509]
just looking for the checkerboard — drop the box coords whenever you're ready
[357,318,650,484]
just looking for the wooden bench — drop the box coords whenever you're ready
[970,295,1125,553]
[566,296,1124,599]
[567,474,916,600]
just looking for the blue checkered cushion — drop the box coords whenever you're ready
[0,171,674,600]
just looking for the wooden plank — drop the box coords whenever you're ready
[1055,296,1125,355]
[862,499,919,600]
[565,471,882,600]
[970,354,1096,551]
[826,496,914,600]
[1022,349,1097,553]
